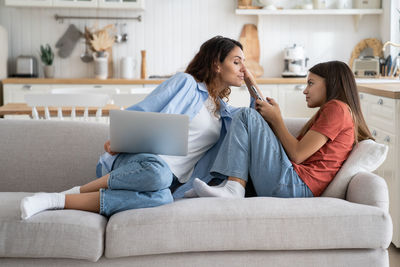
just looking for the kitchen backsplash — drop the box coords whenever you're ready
[0,0,385,78]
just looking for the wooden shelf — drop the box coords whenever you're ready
[235,8,383,31]
[235,8,383,15]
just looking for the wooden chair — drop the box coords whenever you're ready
[24,93,110,121]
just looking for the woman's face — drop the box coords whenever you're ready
[303,72,327,108]
[216,46,245,88]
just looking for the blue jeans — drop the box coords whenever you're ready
[210,108,313,198]
[99,153,173,217]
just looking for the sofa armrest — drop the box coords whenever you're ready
[346,171,389,212]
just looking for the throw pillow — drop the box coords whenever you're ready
[321,139,388,199]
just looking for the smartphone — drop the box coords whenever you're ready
[250,85,264,101]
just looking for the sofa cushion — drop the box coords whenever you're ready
[105,197,392,258]
[322,139,388,199]
[0,192,107,262]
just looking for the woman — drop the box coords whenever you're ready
[192,61,373,198]
[20,36,264,219]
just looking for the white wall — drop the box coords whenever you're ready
[388,0,400,56]
[0,0,386,78]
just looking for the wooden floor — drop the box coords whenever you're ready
[389,243,400,266]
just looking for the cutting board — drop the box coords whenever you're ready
[239,24,264,77]
[239,24,260,62]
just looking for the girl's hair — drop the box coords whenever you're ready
[185,36,243,113]
[298,61,373,144]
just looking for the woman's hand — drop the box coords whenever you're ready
[255,97,283,126]
[243,66,256,88]
[243,67,264,100]
[104,140,118,156]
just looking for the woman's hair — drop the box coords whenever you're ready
[185,36,243,113]
[298,60,373,144]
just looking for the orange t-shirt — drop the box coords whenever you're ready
[291,99,354,197]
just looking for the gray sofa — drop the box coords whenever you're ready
[0,119,393,266]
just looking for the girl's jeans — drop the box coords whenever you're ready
[210,108,313,198]
[99,153,173,217]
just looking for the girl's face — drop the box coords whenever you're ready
[215,46,245,88]
[303,72,327,108]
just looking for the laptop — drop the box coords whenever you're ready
[109,110,189,156]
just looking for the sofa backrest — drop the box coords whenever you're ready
[282,117,308,137]
[0,117,308,193]
[0,119,108,192]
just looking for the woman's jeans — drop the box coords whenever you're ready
[210,108,313,198]
[99,153,173,217]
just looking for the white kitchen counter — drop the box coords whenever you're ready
[356,78,400,84]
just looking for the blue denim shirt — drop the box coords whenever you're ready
[96,72,252,198]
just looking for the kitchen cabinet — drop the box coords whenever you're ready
[2,84,52,119]
[228,86,252,107]
[98,0,145,9]
[5,0,145,9]
[228,84,313,118]
[53,0,98,8]
[224,84,279,109]
[142,83,159,90]
[5,0,52,6]
[2,83,153,105]
[53,84,142,94]
[2,80,313,119]
[259,84,278,102]
[359,91,400,247]
[3,84,52,104]
[278,84,315,118]
[359,92,370,123]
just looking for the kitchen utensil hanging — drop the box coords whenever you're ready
[121,23,128,42]
[114,23,122,43]
[80,26,93,63]
[81,40,93,63]
[114,23,128,43]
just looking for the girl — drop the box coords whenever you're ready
[20,36,264,219]
[192,61,374,199]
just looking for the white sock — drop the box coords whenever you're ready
[60,186,81,195]
[183,188,198,198]
[183,179,228,198]
[20,193,65,220]
[193,178,245,198]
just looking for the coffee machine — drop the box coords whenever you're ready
[282,44,308,77]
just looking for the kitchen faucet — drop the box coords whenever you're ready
[382,41,400,52]
[382,41,400,78]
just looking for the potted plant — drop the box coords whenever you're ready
[40,44,55,78]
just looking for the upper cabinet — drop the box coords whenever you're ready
[5,0,145,9]
[53,0,98,8]
[98,0,144,9]
[5,0,53,6]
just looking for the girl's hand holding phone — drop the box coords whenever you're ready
[255,97,283,126]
